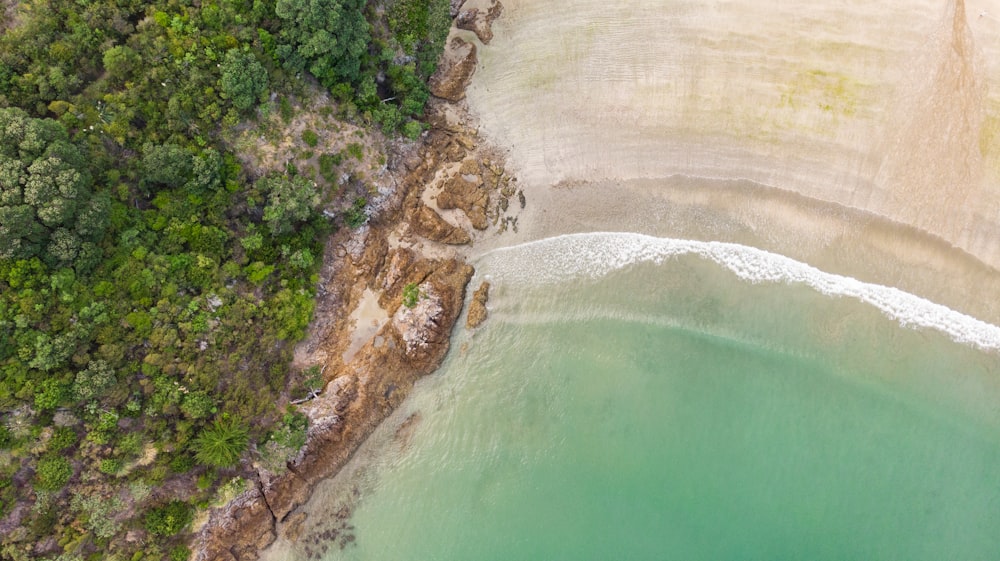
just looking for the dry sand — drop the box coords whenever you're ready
[461,0,1000,325]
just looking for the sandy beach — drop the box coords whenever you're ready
[461,0,1000,325]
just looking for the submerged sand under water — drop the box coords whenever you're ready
[464,0,1000,322]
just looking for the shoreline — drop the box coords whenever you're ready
[462,0,1000,325]
[199,0,1000,558]
[192,4,519,557]
[469,175,1000,327]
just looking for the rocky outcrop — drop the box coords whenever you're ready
[410,203,472,244]
[195,249,472,561]
[193,5,511,560]
[438,170,490,230]
[429,37,477,101]
[456,0,504,44]
[466,281,490,328]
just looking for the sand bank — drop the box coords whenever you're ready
[462,0,1000,325]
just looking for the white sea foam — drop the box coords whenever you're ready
[478,232,1000,352]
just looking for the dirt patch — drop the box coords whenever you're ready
[0,0,19,31]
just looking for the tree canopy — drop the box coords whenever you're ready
[274,0,370,88]
[0,107,103,267]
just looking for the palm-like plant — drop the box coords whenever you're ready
[192,418,248,468]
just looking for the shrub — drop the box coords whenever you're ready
[345,142,364,160]
[301,129,319,147]
[402,283,420,308]
[71,492,124,539]
[170,545,192,561]
[99,458,122,476]
[318,153,341,183]
[143,501,193,536]
[35,455,73,491]
[344,197,367,228]
[169,454,195,474]
[402,120,423,140]
[259,411,308,472]
[48,426,77,452]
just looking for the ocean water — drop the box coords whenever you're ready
[264,234,1000,561]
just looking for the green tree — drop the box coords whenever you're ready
[220,49,269,112]
[0,108,97,266]
[191,418,248,468]
[140,143,193,191]
[102,45,141,85]
[72,359,116,402]
[257,175,319,236]
[274,0,370,88]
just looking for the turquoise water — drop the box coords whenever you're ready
[266,235,1000,561]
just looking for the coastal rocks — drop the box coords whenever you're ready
[438,171,490,230]
[429,37,477,101]
[193,252,471,561]
[387,258,474,368]
[393,283,446,356]
[410,203,472,244]
[194,4,514,559]
[207,486,277,561]
[456,0,504,44]
[466,281,490,328]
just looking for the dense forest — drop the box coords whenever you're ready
[0,0,452,558]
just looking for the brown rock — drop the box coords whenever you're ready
[459,157,481,176]
[456,0,504,44]
[438,174,490,230]
[411,204,472,245]
[429,37,477,101]
[466,281,490,328]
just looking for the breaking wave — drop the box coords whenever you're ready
[478,232,1000,352]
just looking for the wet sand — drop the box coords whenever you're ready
[462,0,1000,324]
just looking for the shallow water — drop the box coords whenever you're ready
[263,235,1000,561]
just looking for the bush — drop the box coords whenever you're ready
[344,197,367,228]
[318,153,341,183]
[99,458,122,476]
[402,120,423,140]
[170,545,192,561]
[143,501,193,536]
[48,426,77,452]
[402,283,420,308]
[259,411,308,472]
[169,454,195,474]
[35,454,73,491]
[345,142,364,160]
[301,129,319,147]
